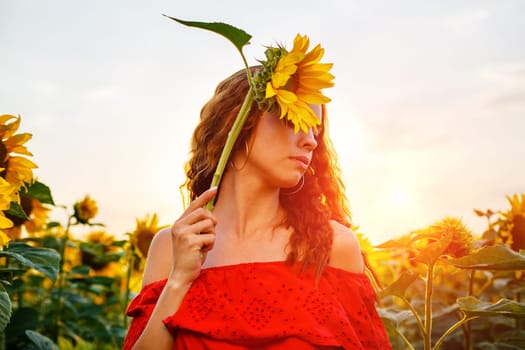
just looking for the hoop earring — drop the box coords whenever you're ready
[230,141,250,171]
[282,176,304,195]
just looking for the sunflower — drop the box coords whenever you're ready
[130,213,167,260]
[73,195,98,224]
[254,34,334,133]
[2,194,52,240]
[4,157,37,188]
[0,114,37,237]
[81,230,123,276]
[0,114,37,189]
[498,194,525,251]
[22,198,51,235]
[0,177,17,230]
[414,217,473,260]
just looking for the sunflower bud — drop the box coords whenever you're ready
[73,195,98,224]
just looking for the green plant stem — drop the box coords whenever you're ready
[464,270,476,350]
[391,325,415,350]
[399,296,426,340]
[205,87,254,211]
[433,315,479,350]
[239,51,254,90]
[52,215,74,342]
[16,290,22,309]
[424,263,435,350]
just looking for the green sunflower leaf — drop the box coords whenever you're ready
[163,15,252,53]
[25,330,59,350]
[5,201,29,220]
[458,296,525,319]
[444,244,525,270]
[379,270,421,299]
[21,180,55,205]
[0,242,60,282]
[0,283,11,332]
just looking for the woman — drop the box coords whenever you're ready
[123,67,392,349]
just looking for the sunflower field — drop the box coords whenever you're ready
[0,114,524,350]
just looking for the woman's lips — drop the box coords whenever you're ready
[290,155,310,169]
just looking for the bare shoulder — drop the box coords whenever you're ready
[141,227,172,286]
[328,220,365,274]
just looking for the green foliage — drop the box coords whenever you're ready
[25,330,59,350]
[446,245,525,270]
[0,284,11,332]
[5,201,29,221]
[458,297,525,318]
[377,210,525,350]
[1,243,60,282]
[1,220,130,350]
[379,270,421,299]
[21,181,55,205]
[163,16,252,53]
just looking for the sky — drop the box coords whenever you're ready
[1,1,524,244]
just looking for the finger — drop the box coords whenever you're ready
[189,218,216,236]
[182,187,218,216]
[171,216,215,242]
[176,207,217,228]
[196,233,215,252]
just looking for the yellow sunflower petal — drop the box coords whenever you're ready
[272,71,292,88]
[279,52,304,66]
[7,145,33,156]
[298,77,335,90]
[306,63,333,73]
[298,70,335,80]
[0,115,15,124]
[0,215,14,230]
[8,156,37,169]
[278,102,289,120]
[296,89,332,104]
[4,133,32,148]
[300,44,324,67]
[292,34,310,54]
[285,106,303,133]
[276,89,298,104]
[266,82,277,98]
[0,115,21,139]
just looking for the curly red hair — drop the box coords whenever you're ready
[182,67,351,277]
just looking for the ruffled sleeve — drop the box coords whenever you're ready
[323,268,392,349]
[122,279,167,350]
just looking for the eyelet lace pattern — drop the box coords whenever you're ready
[123,262,391,349]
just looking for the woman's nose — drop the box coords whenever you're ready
[300,128,318,151]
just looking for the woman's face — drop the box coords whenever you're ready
[244,105,321,189]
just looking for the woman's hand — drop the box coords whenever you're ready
[168,187,218,287]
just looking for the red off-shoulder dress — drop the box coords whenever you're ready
[123,261,391,349]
